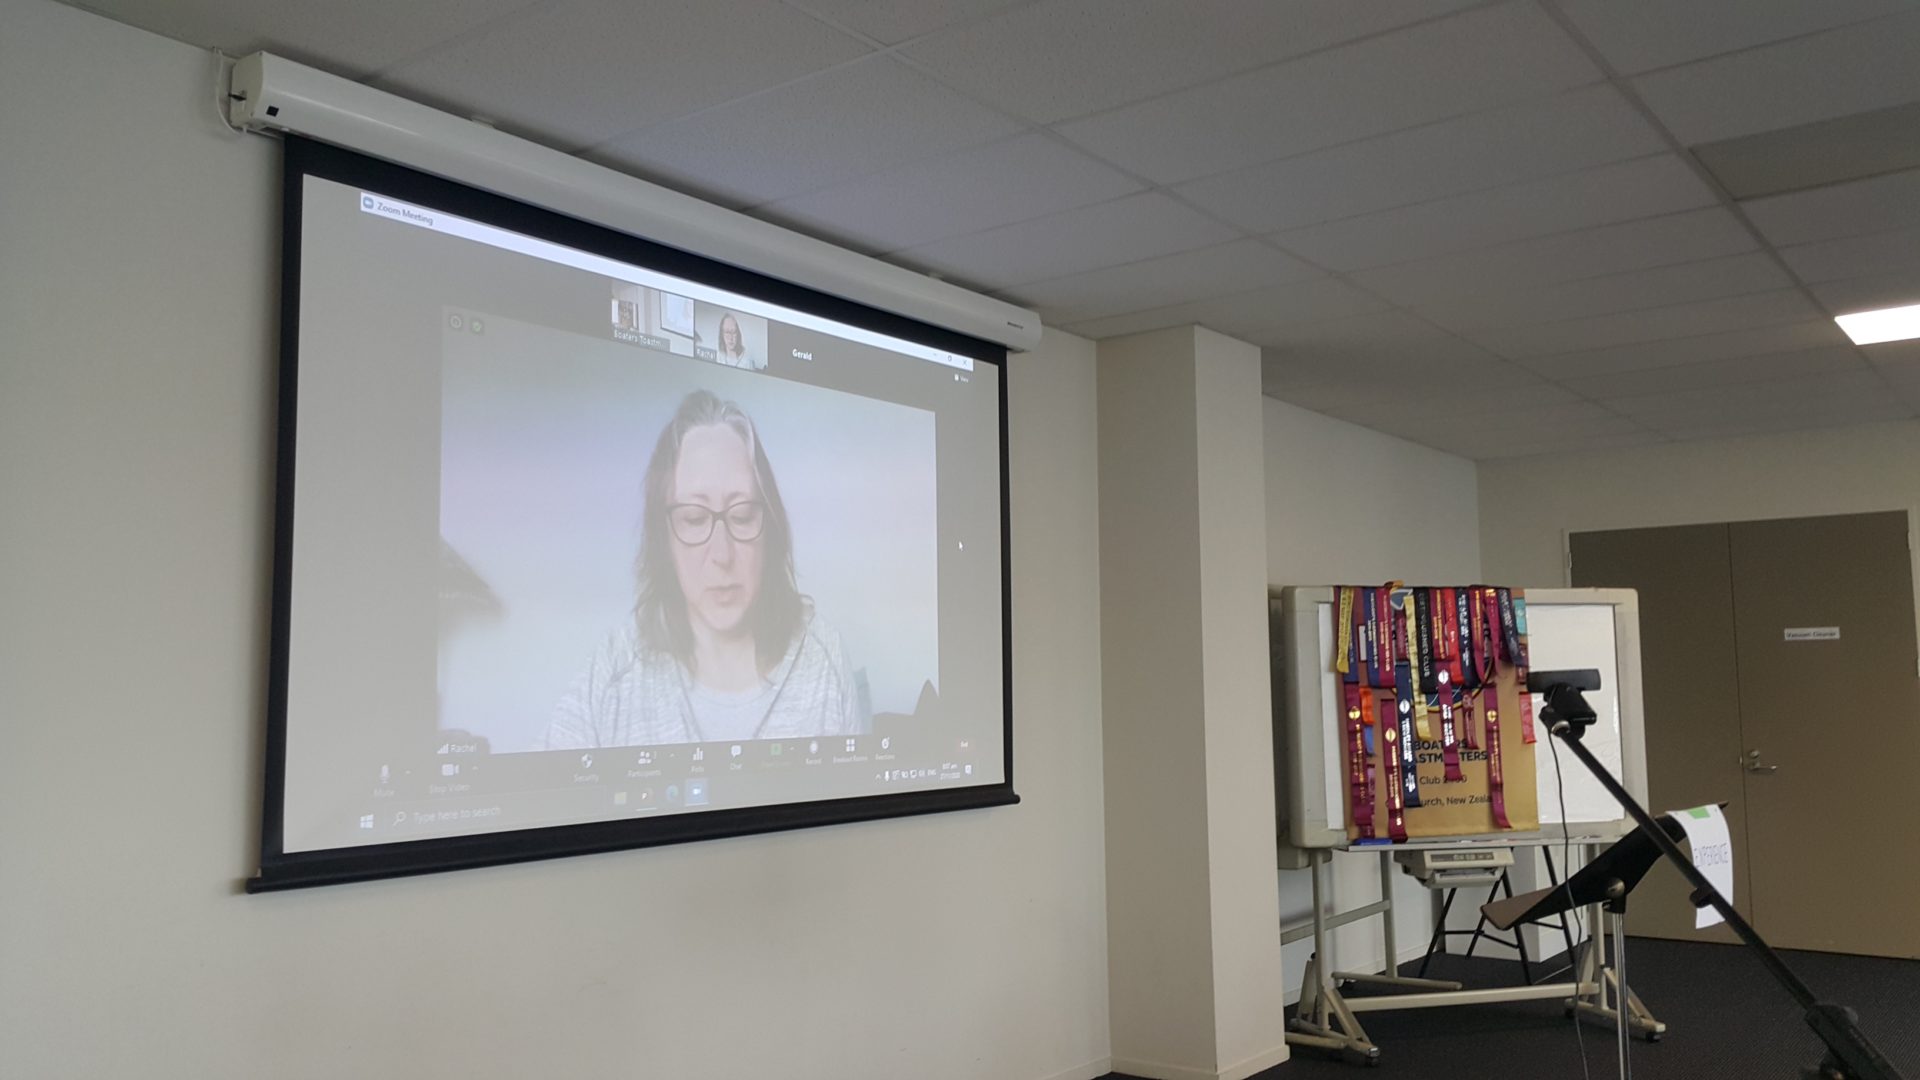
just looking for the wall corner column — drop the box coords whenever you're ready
[1097,325,1287,1079]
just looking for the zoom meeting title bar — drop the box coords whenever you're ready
[359,192,975,371]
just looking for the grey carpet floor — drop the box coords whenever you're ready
[1111,937,1918,1079]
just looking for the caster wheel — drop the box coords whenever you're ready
[1644,1031,1662,1044]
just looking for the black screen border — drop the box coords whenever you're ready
[250,135,1017,893]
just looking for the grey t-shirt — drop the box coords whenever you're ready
[685,679,779,743]
[545,612,858,748]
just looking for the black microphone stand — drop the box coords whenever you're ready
[1535,673,1905,1080]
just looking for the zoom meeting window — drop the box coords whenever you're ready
[260,140,1011,887]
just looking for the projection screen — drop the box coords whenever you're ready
[251,137,1014,891]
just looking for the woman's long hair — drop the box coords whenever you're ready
[634,390,804,673]
[717,313,746,360]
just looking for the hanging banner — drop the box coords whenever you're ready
[1340,583,1540,840]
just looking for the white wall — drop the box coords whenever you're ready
[0,4,1110,1078]
[1262,398,1484,989]
[1476,420,1920,965]
[1479,419,1920,596]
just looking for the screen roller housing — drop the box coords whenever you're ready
[224,52,1043,354]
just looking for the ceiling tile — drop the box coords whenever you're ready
[1275,383,1587,447]
[903,0,1482,126]
[1175,278,1401,345]
[1603,369,1891,419]
[1259,310,1512,390]
[374,0,872,148]
[1272,381,1470,416]
[788,0,1025,44]
[1470,402,1645,435]
[1348,208,1756,308]
[1649,404,1915,441]
[1332,415,1456,452]
[1307,398,1627,438]
[1432,428,1667,460]
[1561,344,1865,398]
[1556,0,1909,75]
[894,192,1240,289]
[66,0,538,77]
[1469,289,1822,359]
[1270,351,1520,397]
[1008,240,1321,324]
[1419,251,1792,332]
[1468,409,1651,438]
[586,57,1020,207]
[1520,320,1850,379]
[1053,1,1601,184]
[1743,167,1920,247]
[1062,275,1385,341]
[1174,84,1664,233]
[1807,270,1920,315]
[1779,225,1920,284]
[1689,100,1920,201]
[1866,341,1920,384]
[1272,154,1716,271]
[1631,11,1920,144]
[1288,394,1400,423]
[759,133,1142,252]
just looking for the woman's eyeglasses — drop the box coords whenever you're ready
[667,501,766,545]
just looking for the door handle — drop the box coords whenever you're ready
[1743,750,1778,774]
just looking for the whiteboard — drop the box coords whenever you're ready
[1527,603,1623,826]
[1272,587,1649,852]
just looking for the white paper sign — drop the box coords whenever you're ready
[1670,804,1733,928]
[1783,626,1841,641]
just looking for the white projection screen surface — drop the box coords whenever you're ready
[253,138,1014,891]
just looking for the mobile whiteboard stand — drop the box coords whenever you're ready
[1271,588,1663,1065]
[1280,840,1662,1065]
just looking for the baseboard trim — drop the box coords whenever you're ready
[1107,1055,1220,1080]
[1039,1056,1111,1080]
[1107,1042,1288,1080]
[1218,1042,1289,1080]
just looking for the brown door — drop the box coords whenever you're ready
[1726,512,1920,957]
[1571,524,1750,944]
[1574,511,1920,958]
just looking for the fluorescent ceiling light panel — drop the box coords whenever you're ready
[1835,302,1920,345]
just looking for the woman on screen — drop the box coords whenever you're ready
[546,390,857,748]
[713,312,762,370]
